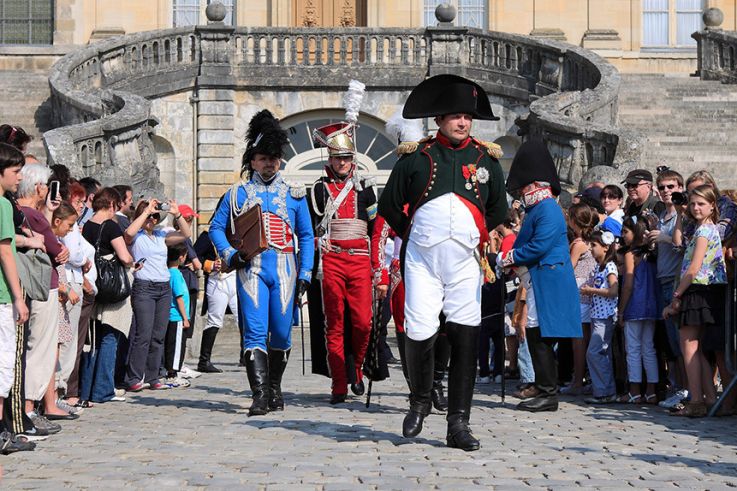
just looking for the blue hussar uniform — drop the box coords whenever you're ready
[209,172,315,352]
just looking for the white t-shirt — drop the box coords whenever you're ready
[590,261,618,319]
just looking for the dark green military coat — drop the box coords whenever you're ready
[378,134,508,238]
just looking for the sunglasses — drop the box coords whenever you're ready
[625,182,648,189]
[657,184,677,191]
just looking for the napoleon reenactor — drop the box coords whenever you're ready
[378,74,508,451]
[209,110,314,416]
[308,122,378,405]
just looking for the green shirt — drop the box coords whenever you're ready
[378,135,508,237]
[0,195,17,304]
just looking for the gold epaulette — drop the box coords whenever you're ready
[475,139,503,159]
[396,136,433,155]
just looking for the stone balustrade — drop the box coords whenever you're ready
[44,23,627,193]
[694,28,737,84]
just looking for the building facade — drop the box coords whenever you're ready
[1,1,736,73]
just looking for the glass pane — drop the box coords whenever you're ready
[173,0,200,27]
[642,12,669,46]
[676,12,700,45]
[643,0,668,11]
[676,0,702,11]
[0,0,53,45]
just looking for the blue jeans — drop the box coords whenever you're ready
[587,317,616,397]
[518,338,535,383]
[79,323,123,402]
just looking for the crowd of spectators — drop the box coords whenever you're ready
[480,166,737,419]
[0,126,211,455]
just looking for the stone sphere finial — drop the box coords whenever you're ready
[703,7,724,29]
[206,1,227,23]
[435,3,457,24]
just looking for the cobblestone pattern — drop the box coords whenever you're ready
[3,319,736,490]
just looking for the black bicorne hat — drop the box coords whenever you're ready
[402,74,499,121]
[242,110,289,175]
[505,139,561,196]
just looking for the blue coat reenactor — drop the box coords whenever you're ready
[209,110,315,416]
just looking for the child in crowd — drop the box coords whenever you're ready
[164,243,191,387]
[618,214,659,404]
[580,231,619,403]
[664,185,728,417]
[562,203,598,395]
[0,143,31,453]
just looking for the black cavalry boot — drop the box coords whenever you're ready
[445,322,481,451]
[431,333,450,412]
[402,333,437,438]
[395,330,410,385]
[245,349,270,416]
[197,327,223,373]
[268,348,290,411]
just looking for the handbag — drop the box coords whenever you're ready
[225,203,267,264]
[94,222,131,304]
[15,248,52,302]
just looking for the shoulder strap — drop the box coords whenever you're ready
[317,179,354,233]
[95,221,106,254]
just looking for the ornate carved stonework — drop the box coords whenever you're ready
[303,0,318,27]
[340,0,355,27]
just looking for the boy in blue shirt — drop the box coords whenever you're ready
[164,243,191,387]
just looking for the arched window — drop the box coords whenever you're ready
[279,110,400,190]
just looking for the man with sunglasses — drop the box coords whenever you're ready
[622,169,665,219]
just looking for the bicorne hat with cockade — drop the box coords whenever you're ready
[402,74,499,121]
[312,122,356,157]
[505,138,562,196]
[242,110,289,175]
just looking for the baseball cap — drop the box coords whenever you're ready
[178,204,199,219]
[621,169,653,185]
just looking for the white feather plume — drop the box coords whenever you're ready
[385,109,425,143]
[343,80,366,124]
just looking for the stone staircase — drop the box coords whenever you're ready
[618,73,737,189]
[0,70,53,158]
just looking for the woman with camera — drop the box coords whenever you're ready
[124,199,190,392]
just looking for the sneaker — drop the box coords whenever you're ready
[659,389,689,409]
[175,377,190,388]
[179,366,202,379]
[493,374,503,383]
[585,394,618,404]
[165,377,181,388]
[477,376,491,384]
[0,431,36,454]
[57,398,84,416]
[110,396,126,402]
[148,381,170,390]
[127,382,145,392]
[22,425,49,439]
[19,431,48,442]
[27,411,62,435]
[114,388,126,398]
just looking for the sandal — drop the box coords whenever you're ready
[670,401,707,418]
[644,393,657,405]
[618,393,642,404]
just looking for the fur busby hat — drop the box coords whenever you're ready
[402,74,499,121]
[242,110,289,175]
[505,139,562,196]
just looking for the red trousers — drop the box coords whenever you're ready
[391,280,405,334]
[321,241,372,395]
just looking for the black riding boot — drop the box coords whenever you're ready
[402,333,437,438]
[431,333,450,412]
[245,349,270,416]
[445,322,480,451]
[268,349,290,411]
[197,327,223,373]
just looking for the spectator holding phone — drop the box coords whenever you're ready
[123,199,190,392]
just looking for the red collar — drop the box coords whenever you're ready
[436,131,471,150]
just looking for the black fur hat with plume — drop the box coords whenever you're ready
[241,110,289,176]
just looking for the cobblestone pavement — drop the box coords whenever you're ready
[2,321,737,490]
